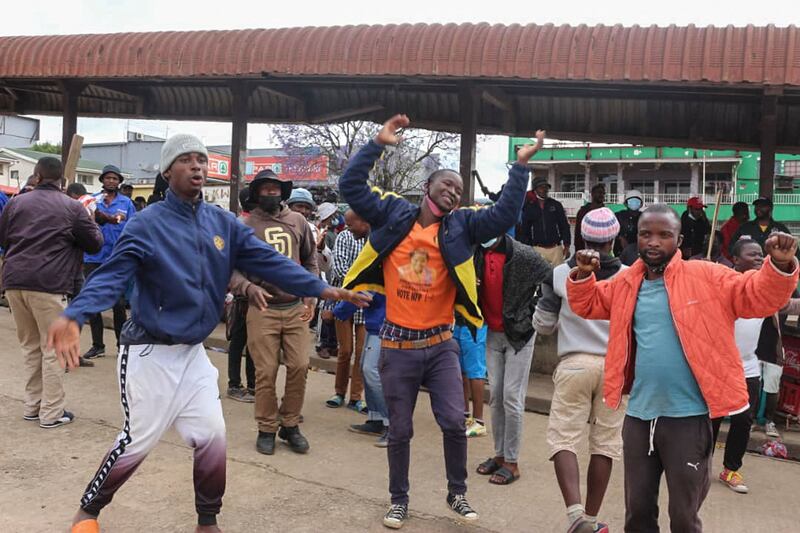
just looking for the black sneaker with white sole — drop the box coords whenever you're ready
[40,410,75,429]
[446,493,478,522]
[23,413,39,421]
[382,503,408,529]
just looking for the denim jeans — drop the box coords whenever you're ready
[361,333,389,424]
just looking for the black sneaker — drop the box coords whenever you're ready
[446,493,478,522]
[278,425,309,454]
[23,413,39,421]
[382,503,408,529]
[256,431,276,455]
[40,410,75,429]
[82,346,105,360]
[349,420,385,436]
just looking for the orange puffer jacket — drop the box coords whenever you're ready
[567,252,799,419]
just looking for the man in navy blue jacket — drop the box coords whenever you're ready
[340,114,543,529]
[48,134,370,533]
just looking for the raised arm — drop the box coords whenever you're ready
[565,249,617,320]
[467,130,545,244]
[338,115,413,229]
[722,232,799,319]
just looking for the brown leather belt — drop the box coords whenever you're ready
[381,331,453,350]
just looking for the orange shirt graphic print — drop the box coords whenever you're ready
[398,248,436,288]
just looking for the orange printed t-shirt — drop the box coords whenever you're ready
[382,222,456,330]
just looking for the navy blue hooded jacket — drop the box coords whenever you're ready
[64,190,328,345]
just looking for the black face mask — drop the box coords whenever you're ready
[259,196,282,213]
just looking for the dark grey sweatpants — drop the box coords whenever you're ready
[623,415,712,533]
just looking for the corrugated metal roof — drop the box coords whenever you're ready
[1,23,799,85]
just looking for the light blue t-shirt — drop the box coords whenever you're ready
[627,277,708,420]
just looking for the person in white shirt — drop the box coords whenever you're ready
[710,237,766,494]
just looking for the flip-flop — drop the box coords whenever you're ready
[489,466,520,485]
[476,457,503,475]
[326,394,344,408]
[72,519,100,533]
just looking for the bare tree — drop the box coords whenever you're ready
[270,121,458,197]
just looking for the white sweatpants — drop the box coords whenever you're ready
[80,343,227,522]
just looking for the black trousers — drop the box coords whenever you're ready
[227,304,255,389]
[623,415,712,533]
[711,376,761,472]
[84,263,126,349]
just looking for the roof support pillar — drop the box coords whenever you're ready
[758,91,779,199]
[459,85,479,206]
[60,81,82,170]
[229,81,250,214]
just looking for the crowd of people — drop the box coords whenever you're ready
[0,115,798,533]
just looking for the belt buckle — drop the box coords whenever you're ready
[408,338,428,349]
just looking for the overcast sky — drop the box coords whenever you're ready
[5,0,796,191]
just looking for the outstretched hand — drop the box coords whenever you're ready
[574,249,600,279]
[47,317,81,370]
[765,232,798,272]
[516,130,546,165]
[376,114,410,146]
[322,287,373,308]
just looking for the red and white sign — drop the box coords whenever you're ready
[208,153,230,180]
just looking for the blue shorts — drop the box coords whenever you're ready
[454,324,488,380]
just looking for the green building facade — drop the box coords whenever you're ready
[507,138,800,228]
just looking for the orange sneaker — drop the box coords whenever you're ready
[71,519,100,533]
[718,468,749,494]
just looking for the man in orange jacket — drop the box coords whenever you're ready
[567,204,798,533]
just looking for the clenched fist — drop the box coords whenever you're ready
[574,249,601,280]
[765,232,798,272]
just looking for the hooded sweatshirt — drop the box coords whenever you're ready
[231,205,319,305]
[534,253,626,357]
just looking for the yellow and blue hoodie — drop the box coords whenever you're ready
[341,140,530,332]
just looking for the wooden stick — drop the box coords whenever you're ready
[63,134,84,185]
[706,190,723,260]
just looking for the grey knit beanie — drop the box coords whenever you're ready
[160,134,208,173]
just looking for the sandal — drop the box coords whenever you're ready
[489,466,520,485]
[476,457,503,475]
[326,394,345,408]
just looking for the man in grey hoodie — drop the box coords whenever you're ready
[533,207,626,533]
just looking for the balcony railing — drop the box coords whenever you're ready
[549,192,800,206]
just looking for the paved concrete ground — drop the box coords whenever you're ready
[1,311,798,532]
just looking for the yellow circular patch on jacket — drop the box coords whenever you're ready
[213,235,225,251]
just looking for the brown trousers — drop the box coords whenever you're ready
[6,289,67,424]
[334,318,366,400]
[247,303,309,433]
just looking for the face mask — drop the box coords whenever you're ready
[259,196,282,213]
[425,194,448,218]
[626,198,642,211]
[481,237,498,249]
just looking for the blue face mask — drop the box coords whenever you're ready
[626,198,642,211]
[481,237,498,249]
